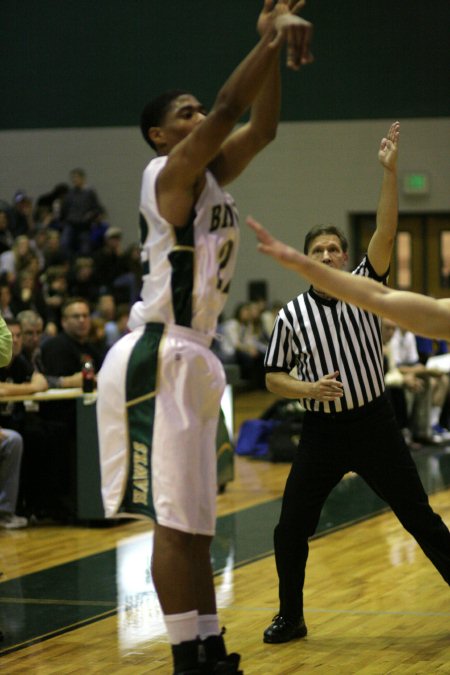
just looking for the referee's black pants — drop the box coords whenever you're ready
[274,394,450,621]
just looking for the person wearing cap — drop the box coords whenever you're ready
[11,190,34,238]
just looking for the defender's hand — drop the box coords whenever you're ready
[378,121,400,171]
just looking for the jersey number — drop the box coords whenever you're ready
[217,241,234,294]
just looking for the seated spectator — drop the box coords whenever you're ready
[0,282,14,319]
[93,293,119,346]
[0,318,49,518]
[416,335,450,429]
[10,190,34,238]
[248,299,270,353]
[260,300,283,343]
[114,303,130,343]
[41,265,69,330]
[219,302,266,388]
[123,242,143,303]
[390,326,450,442]
[0,318,48,401]
[88,317,109,361]
[38,297,105,519]
[17,310,45,368]
[42,230,70,271]
[382,319,427,446]
[93,227,137,304]
[97,301,130,349]
[41,297,103,388]
[0,235,40,285]
[67,256,99,305]
[0,428,27,529]
[16,310,60,389]
[29,224,48,269]
[10,267,47,320]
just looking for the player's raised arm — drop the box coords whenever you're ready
[152,2,311,226]
[367,121,400,276]
[209,0,313,186]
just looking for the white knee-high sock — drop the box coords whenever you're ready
[164,609,199,644]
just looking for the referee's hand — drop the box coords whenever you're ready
[311,372,344,401]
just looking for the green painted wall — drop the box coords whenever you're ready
[2,0,450,130]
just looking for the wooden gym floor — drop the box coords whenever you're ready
[0,390,449,674]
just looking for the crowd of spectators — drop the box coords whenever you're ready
[382,320,450,447]
[0,170,141,528]
[214,298,282,390]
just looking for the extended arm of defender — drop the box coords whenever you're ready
[247,216,450,341]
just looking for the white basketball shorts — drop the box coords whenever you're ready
[96,322,225,535]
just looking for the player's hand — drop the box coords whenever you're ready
[311,372,344,401]
[257,0,313,70]
[378,121,400,172]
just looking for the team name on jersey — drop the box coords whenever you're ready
[209,203,238,232]
[132,441,149,505]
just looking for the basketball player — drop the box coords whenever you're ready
[97,2,313,673]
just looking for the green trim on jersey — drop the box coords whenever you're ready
[121,323,164,519]
[168,213,195,327]
[139,213,150,276]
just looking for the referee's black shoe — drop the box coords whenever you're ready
[263,614,307,643]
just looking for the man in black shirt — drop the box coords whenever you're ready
[41,297,103,384]
[39,298,103,519]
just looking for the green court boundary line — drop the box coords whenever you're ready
[215,504,391,576]
[0,608,117,657]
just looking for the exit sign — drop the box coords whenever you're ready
[402,172,430,195]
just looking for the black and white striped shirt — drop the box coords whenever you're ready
[264,256,386,413]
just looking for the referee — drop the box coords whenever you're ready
[262,121,450,644]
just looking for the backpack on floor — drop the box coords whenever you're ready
[234,419,280,459]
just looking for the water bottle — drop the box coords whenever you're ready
[82,359,95,393]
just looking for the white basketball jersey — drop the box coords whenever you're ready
[128,156,240,338]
